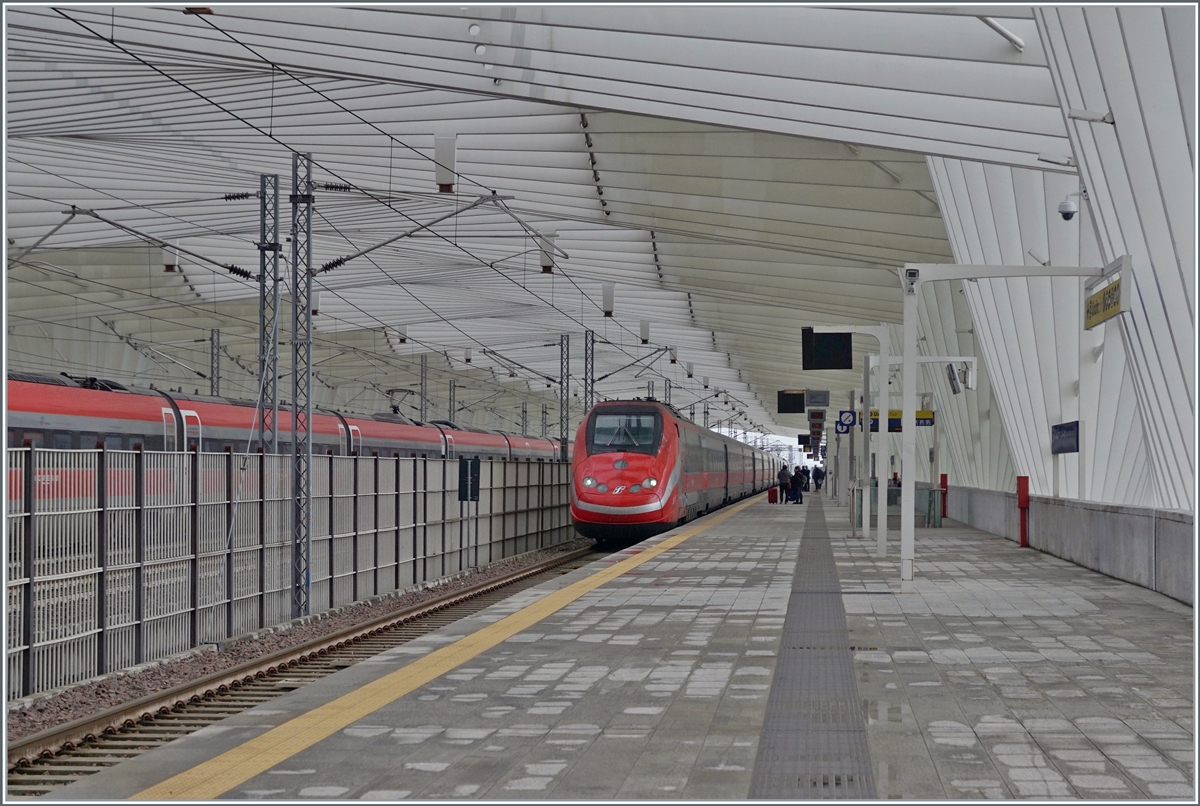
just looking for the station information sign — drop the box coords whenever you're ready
[1084,277,1127,330]
[1051,421,1079,454]
[863,409,935,432]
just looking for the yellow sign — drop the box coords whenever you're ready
[867,409,935,420]
[1085,277,1123,330]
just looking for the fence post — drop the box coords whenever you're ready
[134,445,145,665]
[96,442,109,675]
[329,452,336,611]
[351,450,360,603]
[223,447,234,640]
[21,442,36,696]
[189,446,201,648]
[258,447,266,629]
[372,453,380,597]
[394,455,402,592]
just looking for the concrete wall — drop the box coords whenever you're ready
[945,485,1019,542]
[947,485,1193,606]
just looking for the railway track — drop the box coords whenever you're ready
[6,546,602,799]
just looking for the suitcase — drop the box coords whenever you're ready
[767,487,778,504]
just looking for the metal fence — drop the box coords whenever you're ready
[6,448,572,699]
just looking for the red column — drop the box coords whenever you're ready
[1016,476,1029,548]
[940,473,948,519]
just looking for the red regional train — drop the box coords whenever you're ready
[6,373,562,461]
[570,399,778,541]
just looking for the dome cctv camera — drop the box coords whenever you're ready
[1058,199,1078,221]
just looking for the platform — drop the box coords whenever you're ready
[44,493,1193,800]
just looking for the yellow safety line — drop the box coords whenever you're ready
[135,494,763,800]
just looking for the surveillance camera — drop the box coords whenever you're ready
[946,363,962,395]
[1058,199,1078,221]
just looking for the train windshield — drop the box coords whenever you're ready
[587,410,662,456]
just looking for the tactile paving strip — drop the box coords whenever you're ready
[749,500,876,799]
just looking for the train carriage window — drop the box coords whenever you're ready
[50,431,74,450]
[587,409,662,456]
[142,435,165,452]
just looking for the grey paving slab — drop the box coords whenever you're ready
[40,492,1193,801]
[837,509,1195,800]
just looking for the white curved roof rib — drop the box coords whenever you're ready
[5,6,1192,509]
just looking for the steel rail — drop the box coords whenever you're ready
[7,546,595,770]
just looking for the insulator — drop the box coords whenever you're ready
[320,257,347,273]
[322,183,354,192]
[223,192,254,201]
[224,264,253,279]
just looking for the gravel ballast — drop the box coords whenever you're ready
[7,538,593,744]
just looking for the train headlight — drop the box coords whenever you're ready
[643,477,658,488]
[582,476,597,488]
[629,484,642,493]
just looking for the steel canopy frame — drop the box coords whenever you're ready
[896,259,1125,593]
[814,324,889,557]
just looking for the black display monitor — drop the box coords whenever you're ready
[777,390,805,414]
[802,328,854,370]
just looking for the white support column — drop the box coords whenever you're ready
[901,285,918,593]
[812,324,889,547]
[862,360,872,542]
[876,339,889,558]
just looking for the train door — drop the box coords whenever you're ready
[723,444,730,504]
[161,408,177,451]
[336,423,362,455]
[181,411,202,451]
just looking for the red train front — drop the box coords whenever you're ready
[570,399,775,542]
[570,401,681,541]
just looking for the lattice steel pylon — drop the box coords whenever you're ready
[290,153,314,618]
[209,329,220,396]
[448,379,456,422]
[583,330,595,411]
[521,401,528,435]
[541,403,548,437]
[559,334,569,459]
[664,377,671,406]
[258,173,281,452]
[420,355,428,422]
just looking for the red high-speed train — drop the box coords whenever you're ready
[570,399,777,541]
[6,373,562,461]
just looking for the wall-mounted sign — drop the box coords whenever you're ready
[1051,421,1079,454]
[866,409,935,432]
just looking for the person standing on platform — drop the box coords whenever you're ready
[813,464,825,492]
[776,464,792,504]
[791,465,804,504]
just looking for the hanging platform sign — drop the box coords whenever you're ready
[805,390,831,408]
[867,409,935,432]
[1084,256,1132,330]
[1084,277,1128,329]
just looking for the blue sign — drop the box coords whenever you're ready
[835,421,850,435]
[1051,421,1079,454]
[838,410,857,427]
